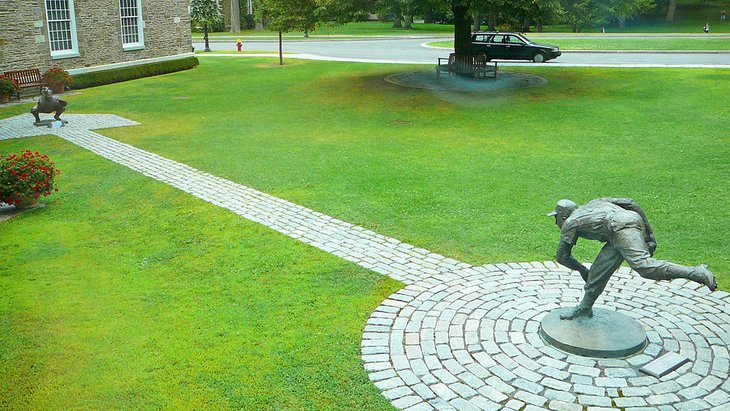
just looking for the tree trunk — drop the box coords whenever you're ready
[204,25,211,52]
[392,13,403,28]
[452,3,473,56]
[230,0,240,32]
[666,0,676,22]
[488,11,496,31]
[473,13,481,31]
[522,17,530,32]
[278,31,283,65]
[618,17,625,28]
[404,15,413,29]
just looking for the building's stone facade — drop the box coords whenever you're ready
[0,0,192,74]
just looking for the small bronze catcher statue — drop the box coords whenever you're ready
[32,87,67,124]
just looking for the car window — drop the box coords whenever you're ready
[506,36,525,45]
[473,34,488,42]
[491,35,506,43]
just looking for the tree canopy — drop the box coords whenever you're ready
[190,0,223,28]
[425,0,657,54]
[255,0,371,34]
[252,0,660,57]
[256,0,373,63]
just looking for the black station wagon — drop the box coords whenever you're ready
[471,32,561,63]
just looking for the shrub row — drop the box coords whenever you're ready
[71,56,199,89]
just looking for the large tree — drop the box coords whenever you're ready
[256,0,372,64]
[376,0,427,29]
[452,0,473,55]
[665,0,676,22]
[191,0,223,51]
[421,0,474,55]
[506,0,563,32]
[231,0,241,32]
[560,0,653,31]
[611,0,654,28]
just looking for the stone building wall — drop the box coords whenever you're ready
[0,0,192,73]
[0,1,51,71]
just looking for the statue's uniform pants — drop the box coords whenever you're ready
[582,210,699,306]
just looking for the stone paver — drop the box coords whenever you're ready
[2,113,729,410]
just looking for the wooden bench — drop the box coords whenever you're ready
[3,69,44,100]
[436,53,498,80]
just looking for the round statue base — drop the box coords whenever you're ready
[539,307,647,358]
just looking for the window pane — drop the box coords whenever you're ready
[46,0,75,52]
[120,0,141,46]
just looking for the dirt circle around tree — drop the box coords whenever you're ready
[385,70,547,92]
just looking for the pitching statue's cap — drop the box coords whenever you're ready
[547,199,577,217]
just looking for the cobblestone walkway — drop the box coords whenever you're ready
[2,114,729,410]
[0,114,470,285]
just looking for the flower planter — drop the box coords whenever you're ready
[14,196,40,210]
[50,83,65,94]
[1,151,60,211]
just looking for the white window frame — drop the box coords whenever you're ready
[45,0,80,59]
[120,0,145,51]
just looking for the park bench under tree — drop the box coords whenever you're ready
[3,69,44,100]
[435,53,498,80]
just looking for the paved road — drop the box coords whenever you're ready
[195,37,730,67]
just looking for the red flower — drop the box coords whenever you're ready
[0,150,60,204]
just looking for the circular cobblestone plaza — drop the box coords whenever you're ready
[363,262,730,411]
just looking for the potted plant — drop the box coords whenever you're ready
[0,150,60,209]
[0,75,20,103]
[42,67,73,94]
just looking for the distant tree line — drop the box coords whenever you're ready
[376,0,658,33]
[194,0,712,35]
[245,0,686,36]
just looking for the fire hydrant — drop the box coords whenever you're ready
[236,39,242,52]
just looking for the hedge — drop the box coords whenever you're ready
[71,56,199,89]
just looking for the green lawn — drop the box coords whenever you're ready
[0,135,400,409]
[1,58,729,408]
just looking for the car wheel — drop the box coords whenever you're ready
[533,52,546,63]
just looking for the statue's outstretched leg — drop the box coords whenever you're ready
[31,107,40,123]
[694,265,717,291]
[615,228,718,292]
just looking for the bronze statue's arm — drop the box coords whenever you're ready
[556,241,589,282]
